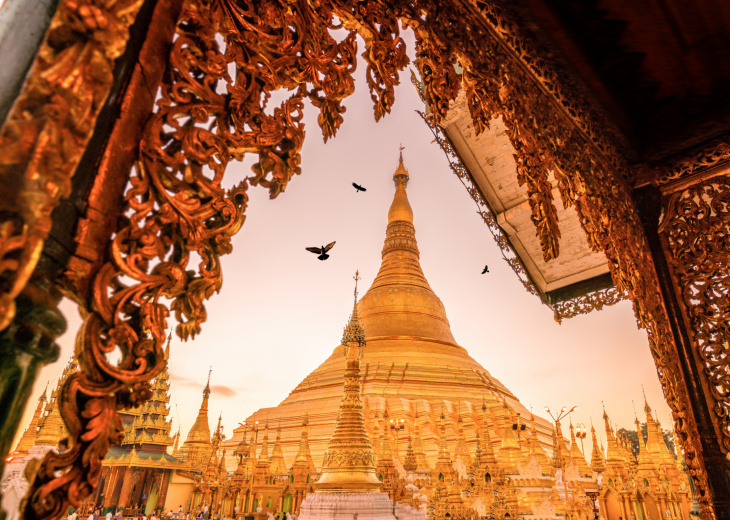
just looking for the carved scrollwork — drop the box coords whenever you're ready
[550,287,629,323]
[0,0,146,331]
[661,175,730,453]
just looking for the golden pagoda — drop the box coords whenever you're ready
[227,152,556,473]
[12,384,47,456]
[35,357,77,448]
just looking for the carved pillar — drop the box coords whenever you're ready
[157,469,172,510]
[0,285,63,476]
[117,468,134,509]
[103,467,120,508]
[634,181,730,519]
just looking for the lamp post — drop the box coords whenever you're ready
[545,405,577,508]
[390,417,405,460]
[576,422,587,455]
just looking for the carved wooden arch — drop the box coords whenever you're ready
[0,0,724,519]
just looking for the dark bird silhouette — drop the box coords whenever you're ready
[352,182,367,193]
[481,265,489,274]
[306,241,336,261]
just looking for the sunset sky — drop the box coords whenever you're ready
[15,28,673,461]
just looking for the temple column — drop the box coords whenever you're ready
[102,467,118,508]
[623,497,633,520]
[600,497,608,519]
[634,182,730,519]
[157,470,171,510]
[118,468,135,509]
[659,497,668,519]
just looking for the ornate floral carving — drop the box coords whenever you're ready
[0,0,146,331]
[550,287,628,322]
[640,134,730,186]
[660,175,730,452]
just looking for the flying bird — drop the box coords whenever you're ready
[481,265,489,274]
[306,241,336,261]
[352,182,367,193]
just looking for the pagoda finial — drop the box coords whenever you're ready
[399,143,405,163]
[353,270,361,301]
[165,328,172,360]
[204,366,212,398]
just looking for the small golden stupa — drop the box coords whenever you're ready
[315,274,382,492]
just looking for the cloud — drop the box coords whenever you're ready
[210,385,237,397]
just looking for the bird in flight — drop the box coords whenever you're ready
[481,265,489,274]
[306,241,336,261]
[352,182,367,193]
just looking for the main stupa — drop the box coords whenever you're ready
[225,153,556,472]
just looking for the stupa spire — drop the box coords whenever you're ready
[316,279,381,492]
[412,405,430,470]
[13,385,48,455]
[184,369,212,446]
[529,413,550,469]
[480,399,498,468]
[357,150,456,343]
[589,420,605,473]
[270,423,287,475]
[293,414,314,468]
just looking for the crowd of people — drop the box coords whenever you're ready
[66,503,299,520]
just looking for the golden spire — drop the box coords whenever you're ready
[480,399,498,468]
[164,329,172,361]
[412,405,430,471]
[529,413,550,469]
[380,408,394,462]
[183,369,212,446]
[270,424,287,475]
[403,433,417,472]
[497,399,521,472]
[292,414,315,470]
[172,429,180,455]
[455,407,472,466]
[602,407,623,463]
[316,278,381,492]
[258,423,270,463]
[589,421,605,473]
[568,420,590,475]
[357,150,456,343]
[435,408,453,476]
[371,411,381,462]
[14,385,47,455]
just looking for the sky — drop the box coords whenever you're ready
[13,28,673,462]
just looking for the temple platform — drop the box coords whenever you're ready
[298,492,395,520]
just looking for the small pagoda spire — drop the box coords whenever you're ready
[589,420,606,473]
[181,368,213,454]
[403,432,417,473]
[480,398,498,468]
[412,404,430,470]
[316,279,381,492]
[529,413,550,469]
[380,407,394,462]
[270,423,287,475]
[454,405,471,466]
[568,419,590,475]
[13,385,48,455]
